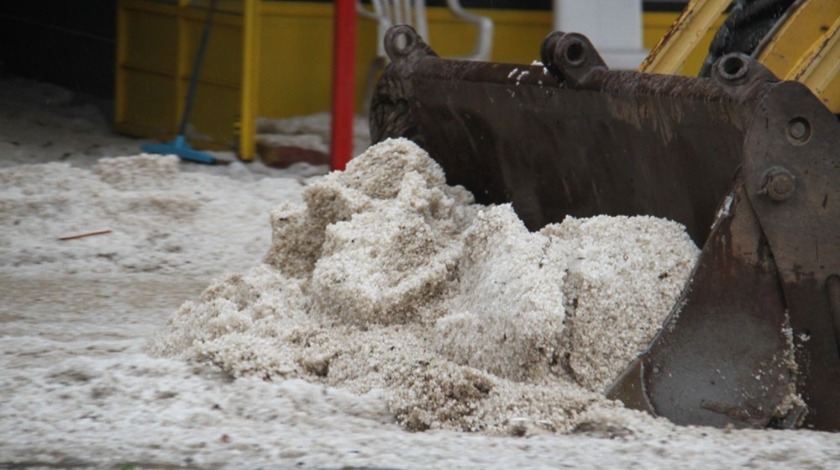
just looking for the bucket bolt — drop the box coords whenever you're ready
[717,54,750,81]
[758,167,796,202]
[786,117,812,145]
[563,39,587,67]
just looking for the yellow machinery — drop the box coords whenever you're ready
[369,0,840,431]
[642,0,840,112]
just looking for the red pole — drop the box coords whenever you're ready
[330,0,356,171]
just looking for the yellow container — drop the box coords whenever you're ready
[115,1,718,161]
[116,0,372,160]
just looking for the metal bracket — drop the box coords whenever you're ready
[540,31,607,87]
[742,80,840,431]
[370,25,439,145]
[709,52,780,103]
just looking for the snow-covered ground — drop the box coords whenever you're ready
[1,76,838,469]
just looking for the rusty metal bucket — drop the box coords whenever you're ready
[370,25,840,431]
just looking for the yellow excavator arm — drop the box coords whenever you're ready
[643,0,840,113]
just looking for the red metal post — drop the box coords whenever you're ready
[330,0,356,171]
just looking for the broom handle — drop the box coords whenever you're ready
[178,0,218,137]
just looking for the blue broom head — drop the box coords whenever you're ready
[142,136,216,164]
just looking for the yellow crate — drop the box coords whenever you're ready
[120,70,180,133]
[123,10,180,74]
[116,0,345,159]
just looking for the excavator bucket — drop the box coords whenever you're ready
[370,25,840,431]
